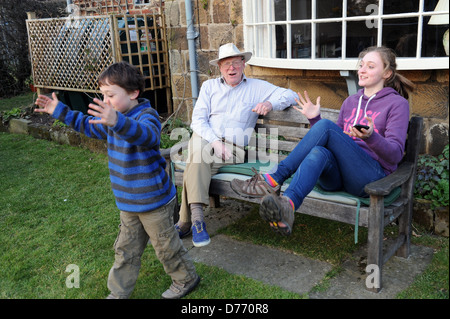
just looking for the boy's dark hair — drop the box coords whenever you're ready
[98,61,145,96]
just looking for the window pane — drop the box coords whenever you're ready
[292,24,311,58]
[424,0,442,12]
[316,22,341,58]
[422,16,448,57]
[255,25,269,57]
[346,21,377,57]
[316,0,342,19]
[383,18,418,57]
[423,0,448,57]
[383,0,419,14]
[347,0,379,17]
[276,25,287,58]
[254,0,268,23]
[274,0,286,21]
[291,0,311,20]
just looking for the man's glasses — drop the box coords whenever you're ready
[220,60,244,68]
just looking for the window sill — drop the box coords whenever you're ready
[247,56,449,71]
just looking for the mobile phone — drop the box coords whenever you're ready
[353,124,370,132]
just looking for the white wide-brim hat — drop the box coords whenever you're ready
[209,43,252,66]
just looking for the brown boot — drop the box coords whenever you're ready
[259,194,295,236]
[230,167,280,198]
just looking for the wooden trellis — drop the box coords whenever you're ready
[27,15,113,93]
[112,14,170,92]
[26,13,172,113]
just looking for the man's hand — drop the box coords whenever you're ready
[210,140,232,160]
[252,101,273,116]
[34,92,59,115]
[87,98,118,127]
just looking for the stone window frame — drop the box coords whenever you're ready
[243,0,449,70]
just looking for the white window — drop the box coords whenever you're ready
[243,0,449,70]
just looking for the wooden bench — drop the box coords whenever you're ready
[161,107,423,293]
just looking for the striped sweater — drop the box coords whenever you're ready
[52,98,176,213]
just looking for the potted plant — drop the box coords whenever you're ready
[25,75,36,92]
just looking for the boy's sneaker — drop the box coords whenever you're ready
[161,275,201,299]
[230,167,280,198]
[175,222,192,238]
[191,221,211,247]
[259,194,295,236]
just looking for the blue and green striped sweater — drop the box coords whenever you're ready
[52,98,176,213]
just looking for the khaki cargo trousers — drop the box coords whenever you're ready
[107,198,197,298]
[179,132,246,224]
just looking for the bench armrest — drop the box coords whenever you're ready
[160,141,189,161]
[364,162,414,196]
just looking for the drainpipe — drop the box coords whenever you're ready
[185,0,199,106]
[66,0,73,13]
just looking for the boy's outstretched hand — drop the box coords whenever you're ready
[35,92,59,115]
[87,98,118,127]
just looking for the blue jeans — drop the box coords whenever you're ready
[270,119,386,210]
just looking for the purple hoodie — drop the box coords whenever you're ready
[312,87,410,175]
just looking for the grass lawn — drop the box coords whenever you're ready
[1,133,448,299]
[0,133,301,299]
[0,93,448,299]
[0,92,36,113]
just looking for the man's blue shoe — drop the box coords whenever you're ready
[192,221,210,247]
[175,223,192,238]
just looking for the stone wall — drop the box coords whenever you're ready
[164,0,449,156]
[164,0,242,120]
[72,0,162,15]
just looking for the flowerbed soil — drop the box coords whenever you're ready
[26,112,55,126]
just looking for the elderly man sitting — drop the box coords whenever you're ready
[176,43,298,247]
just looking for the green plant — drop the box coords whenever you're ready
[160,117,192,149]
[1,107,24,124]
[52,119,68,128]
[433,178,449,208]
[24,75,33,86]
[415,144,449,209]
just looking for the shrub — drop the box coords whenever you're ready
[415,144,449,209]
[160,117,191,149]
[1,107,24,124]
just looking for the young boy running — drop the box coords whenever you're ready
[35,61,199,299]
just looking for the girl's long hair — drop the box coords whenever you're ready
[358,46,415,99]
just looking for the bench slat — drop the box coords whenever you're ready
[248,135,299,152]
[254,123,310,140]
[259,107,340,123]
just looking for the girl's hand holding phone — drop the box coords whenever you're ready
[346,117,374,140]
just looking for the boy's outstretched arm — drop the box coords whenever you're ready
[35,92,108,140]
[35,92,59,115]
